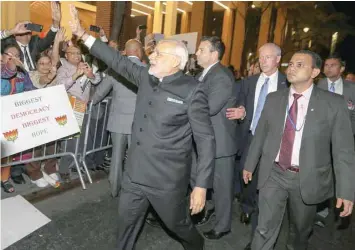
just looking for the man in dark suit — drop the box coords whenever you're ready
[91,39,145,197]
[243,50,355,250]
[69,5,215,250]
[2,2,60,71]
[191,36,238,239]
[318,54,355,134]
[226,43,288,250]
[316,54,355,227]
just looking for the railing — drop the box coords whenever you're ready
[1,97,113,190]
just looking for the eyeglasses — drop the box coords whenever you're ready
[150,50,177,59]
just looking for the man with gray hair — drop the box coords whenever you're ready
[91,39,145,197]
[69,5,215,250]
[226,43,288,250]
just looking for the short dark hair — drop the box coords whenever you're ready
[326,53,346,67]
[295,50,323,69]
[201,36,225,60]
[1,43,20,55]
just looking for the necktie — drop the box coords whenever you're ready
[251,77,270,135]
[329,82,335,93]
[278,93,302,170]
[22,46,34,71]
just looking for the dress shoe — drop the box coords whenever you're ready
[314,220,325,228]
[203,229,230,240]
[234,193,241,202]
[145,217,161,228]
[11,175,26,184]
[195,209,215,225]
[244,242,251,250]
[240,212,251,225]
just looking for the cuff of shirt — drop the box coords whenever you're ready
[50,26,59,32]
[100,35,108,43]
[84,35,96,50]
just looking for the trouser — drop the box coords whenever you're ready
[190,155,235,232]
[252,165,317,250]
[26,143,57,181]
[109,132,131,197]
[234,155,242,196]
[117,173,204,250]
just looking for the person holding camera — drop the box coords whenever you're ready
[2,2,61,72]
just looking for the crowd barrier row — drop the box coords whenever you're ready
[1,97,113,190]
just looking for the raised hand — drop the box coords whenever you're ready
[10,21,31,35]
[51,1,61,28]
[55,27,67,43]
[83,63,94,78]
[99,26,106,37]
[69,4,85,37]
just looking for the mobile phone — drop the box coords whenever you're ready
[89,25,100,33]
[138,25,147,30]
[25,23,43,32]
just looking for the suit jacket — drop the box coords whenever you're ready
[317,78,355,134]
[244,86,355,204]
[89,39,215,192]
[91,56,145,134]
[198,62,238,158]
[2,30,56,65]
[237,72,288,152]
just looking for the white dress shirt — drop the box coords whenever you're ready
[17,41,35,72]
[327,77,343,95]
[275,84,314,166]
[16,26,58,72]
[250,70,279,130]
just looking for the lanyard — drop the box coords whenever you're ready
[286,102,306,132]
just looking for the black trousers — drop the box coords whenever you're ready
[117,173,204,250]
[240,132,259,238]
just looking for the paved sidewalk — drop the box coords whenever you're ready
[4,179,354,250]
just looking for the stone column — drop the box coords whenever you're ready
[221,9,234,66]
[180,12,190,34]
[230,2,247,70]
[190,2,205,42]
[153,1,163,33]
[273,8,287,47]
[164,1,177,37]
[147,14,153,34]
[257,3,273,49]
[1,1,30,30]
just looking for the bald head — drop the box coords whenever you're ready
[125,39,143,59]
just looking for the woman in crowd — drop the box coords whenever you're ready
[1,44,33,192]
[24,29,67,188]
[29,28,66,88]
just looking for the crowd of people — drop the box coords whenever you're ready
[1,3,355,250]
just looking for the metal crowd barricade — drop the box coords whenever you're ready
[1,97,113,190]
[81,97,113,181]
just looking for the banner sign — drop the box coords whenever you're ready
[1,85,80,158]
[68,95,86,129]
[168,32,198,54]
